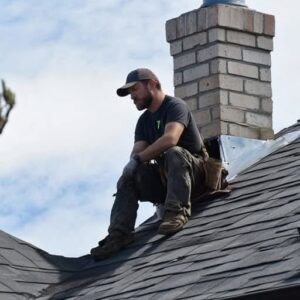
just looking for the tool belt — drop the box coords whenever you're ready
[203,157,229,191]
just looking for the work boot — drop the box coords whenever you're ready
[158,210,188,235]
[90,231,134,261]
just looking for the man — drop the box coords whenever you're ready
[90,68,208,261]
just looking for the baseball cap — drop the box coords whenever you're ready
[116,68,159,97]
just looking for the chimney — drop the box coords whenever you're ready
[166,0,275,141]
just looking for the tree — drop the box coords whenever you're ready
[0,80,15,134]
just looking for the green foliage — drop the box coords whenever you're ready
[0,79,16,134]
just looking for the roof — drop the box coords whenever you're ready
[0,230,87,299]
[275,120,300,138]
[2,126,300,299]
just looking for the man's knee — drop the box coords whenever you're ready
[164,146,188,169]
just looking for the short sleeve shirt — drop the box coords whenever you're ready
[134,95,202,154]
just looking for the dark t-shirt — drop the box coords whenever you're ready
[134,95,202,154]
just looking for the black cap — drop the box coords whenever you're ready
[116,68,159,97]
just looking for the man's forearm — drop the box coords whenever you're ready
[137,134,177,162]
[134,122,184,163]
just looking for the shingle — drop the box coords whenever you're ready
[0,293,21,300]
[0,282,13,293]
[149,285,194,300]
[210,273,252,293]
[0,248,37,268]
[177,279,226,299]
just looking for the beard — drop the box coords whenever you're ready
[136,90,153,111]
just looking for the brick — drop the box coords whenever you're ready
[216,5,244,30]
[212,106,220,119]
[174,52,196,70]
[253,12,264,34]
[177,15,186,38]
[208,28,225,43]
[228,61,258,79]
[264,14,275,37]
[210,58,227,74]
[246,112,272,128]
[186,11,197,35]
[166,18,177,42]
[207,6,218,28]
[185,97,198,111]
[183,64,209,82]
[198,45,217,62]
[243,49,271,66]
[197,7,208,31]
[229,92,260,110]
[244,9,254,32]
[227,30,256,47]
[198,44,218,62]
[218,44,242,60]
[221,106,245,123]
[257,36,273,51]
[198,44,242,62]
[245,80,272,97]
[199,90,228,108]
[261,98,273,113]
[199,121,226,139]
[260,128,274,140]
[220,120,228,135]
[260,68,271,82]
[170,40,182,56]
[174,72,183,86]
[199,74,243,92]
[175,82,198,98]
[219,74,243,91]
[193,109,211,126]
[220,90,229,105]
[229,123,260,139]
[199,74,219,92]
[183,32,207,50]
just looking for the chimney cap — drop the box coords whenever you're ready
[202,0,247,7]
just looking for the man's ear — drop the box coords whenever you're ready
[147,79,157,91]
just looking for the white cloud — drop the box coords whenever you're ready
[0,0,299,256]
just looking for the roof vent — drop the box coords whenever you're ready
[202,0,247,6]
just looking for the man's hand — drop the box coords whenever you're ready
[122,155,141,178]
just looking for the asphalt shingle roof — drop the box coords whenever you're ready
[0,230,86,299]
[275,120,300,138]
[1,129,300,299]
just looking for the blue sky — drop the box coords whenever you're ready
[0,0,299,257]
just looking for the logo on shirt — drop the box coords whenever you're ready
[156,120,161,130]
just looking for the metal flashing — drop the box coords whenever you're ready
[219,130,300,180]
[202,0,247,7]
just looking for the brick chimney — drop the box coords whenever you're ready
[166,0,275,140]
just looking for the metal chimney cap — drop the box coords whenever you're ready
[202,0,247,7]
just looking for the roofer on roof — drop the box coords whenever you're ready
[90,68,213,260]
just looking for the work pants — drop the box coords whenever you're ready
[108,146,205,235]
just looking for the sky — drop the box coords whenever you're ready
[0,0,299,257]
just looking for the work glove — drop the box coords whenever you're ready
[122,155,141,178]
